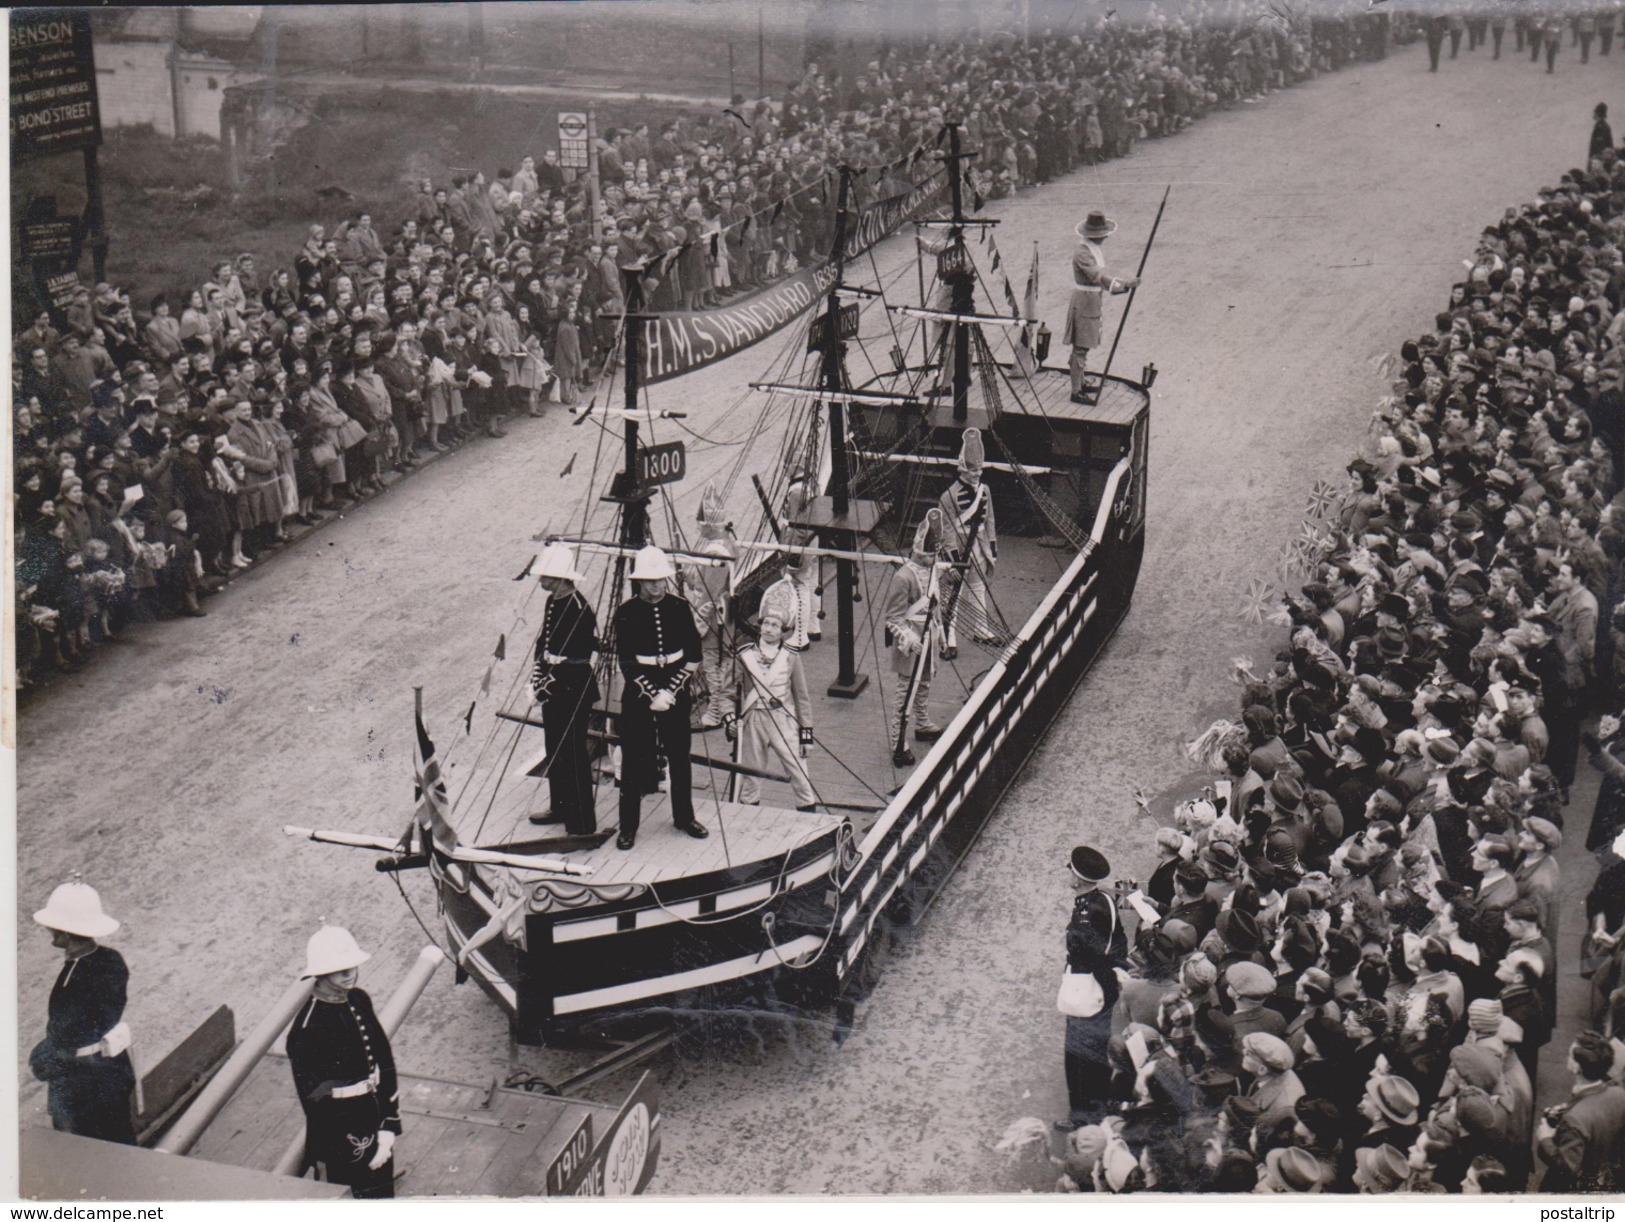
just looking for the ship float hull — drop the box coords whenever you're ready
[440,374,1148,1042]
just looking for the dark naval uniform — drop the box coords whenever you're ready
[286,988,401,1198]
[614,592,704,838]
[1062,890,1129,1126]
[531,588,601,834]
[29,947,136,1144]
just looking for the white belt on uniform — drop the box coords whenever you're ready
[635,651,686,666]
[330,1068,382,1099]
[543,651,596,666]
[75,1021,132,1058]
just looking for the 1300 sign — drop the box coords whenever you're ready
[637,441,686,488]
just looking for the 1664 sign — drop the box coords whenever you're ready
[637,441,686,488]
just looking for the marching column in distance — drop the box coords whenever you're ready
[690,484,738,729]
[937,427,998,646]
[29,882,137,1145]
[1064,210,1139,403]
[614,544,709,850]
[885,508,948,767]
[731,582,818,811]
[286,927,401,1199]
[529,544,600,833]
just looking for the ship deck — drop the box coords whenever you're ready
[185,1053,629,1197]
[475,533,1079,865]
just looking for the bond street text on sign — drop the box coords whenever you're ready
[637,441,686,488]
[11,11,102,162]
[558,111,589,170]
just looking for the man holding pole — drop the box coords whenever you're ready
[886,509,948,768]
[1065,210,1139,404]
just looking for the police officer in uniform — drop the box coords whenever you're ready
[1064,210,1139,403]
[286,926,401,1199]
[614,545,709,850]
[937,428,998,646]
[1057,846,1130,1131]
[529,544,601,834]
[30,882,137,1144]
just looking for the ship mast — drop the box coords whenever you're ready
[798,165,879,699]
[943,122,975,423]
[606,265,653,597]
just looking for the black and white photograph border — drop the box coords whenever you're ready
[7,0,1625,1204]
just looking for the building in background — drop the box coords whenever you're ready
[90,8,264,140]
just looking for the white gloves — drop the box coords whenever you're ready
[650,690,676,713]
[368,1129,397,1170]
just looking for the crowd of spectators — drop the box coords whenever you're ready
[11,4,1395,686]
[1050,141,1625,1193]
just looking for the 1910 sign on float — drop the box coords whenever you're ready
[636,441,685,488]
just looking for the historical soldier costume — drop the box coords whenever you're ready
[614,545,708,850]
[1057,846,1128,1131]
[689,485,739,729]
[29,883,136,1145]
[936,428,998,645]
[731,583,818,811]
[1063,210,1139,402]
[529,545,601,834]
[772,462,821,650]
[286,927,400,1199]
[885,509,948,767]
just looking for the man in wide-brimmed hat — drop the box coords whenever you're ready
[1064,209,1140,403]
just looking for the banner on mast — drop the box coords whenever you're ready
[636,172,946,386]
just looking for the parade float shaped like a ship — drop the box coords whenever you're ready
[290,125,1153,1046]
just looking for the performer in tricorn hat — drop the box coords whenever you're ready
[1064,210,1140,403]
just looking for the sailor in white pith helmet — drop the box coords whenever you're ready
[884,509,949,767]
[29,881,137,1144]
[731,581,818,811]
[689,485,739,730]
[285,926,401,1198]
[936,427,999,646]
[1064,210,1139,402]
[612,544,709,850]
[529,544,601,833]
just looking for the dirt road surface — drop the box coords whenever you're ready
[16,41,1613,1194]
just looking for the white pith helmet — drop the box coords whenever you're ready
[630,545,676,581]
[536,544,584,582]
[34,882,119,939]
[301,926,371,978]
